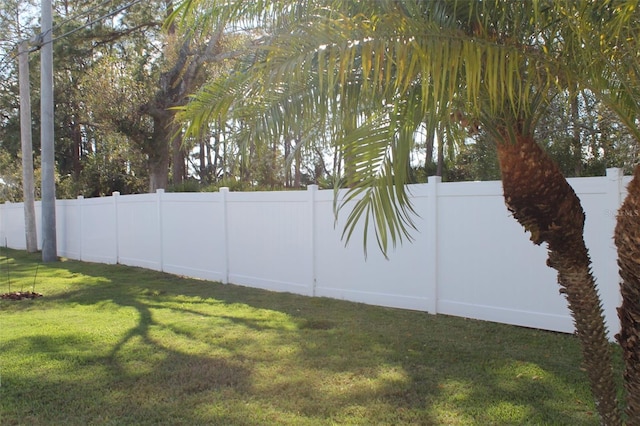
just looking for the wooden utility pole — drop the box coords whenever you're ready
[40,0,57,262]
[18,41,38,253]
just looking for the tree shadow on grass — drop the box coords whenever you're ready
[1,334,252,425]
[0,252,606,425]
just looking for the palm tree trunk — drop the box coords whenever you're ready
[496,134,621,425]
[614,164,640,424]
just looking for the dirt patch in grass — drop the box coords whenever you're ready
[298,319,336,330]
[1,291,43,300]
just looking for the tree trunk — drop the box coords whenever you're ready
[139,4,221,192]
[147,115,171,192]
[284,138,291,187]
[496,134,621,425]
[294,138,302,188]
[149,152,169,192]
[614,163,640,424]
[425,124,435,166]
[171,126,186,186]
[199,138,206,182]
[71,118,83,178]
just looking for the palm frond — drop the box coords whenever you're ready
[334,110,418,259]
[171,0,588,256]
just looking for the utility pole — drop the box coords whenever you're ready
[40,0,57,262]
[18,41,38,253]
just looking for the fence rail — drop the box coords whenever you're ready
[0,168,629,338]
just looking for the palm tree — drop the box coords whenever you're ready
[171,1,640,422]
[561,2,640,422]
[489,110,621,424]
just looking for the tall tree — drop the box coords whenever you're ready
[51,0,166,193]
[135,0,256,191]
[0,0,39,203]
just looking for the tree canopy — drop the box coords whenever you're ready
[0,0,637,204]
[171,0,640,253]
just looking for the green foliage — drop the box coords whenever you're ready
[203,177,254,192]
[447,139,502,182]
[0,249,613,425]
[55,131,148,199]
[0,0,638,204]
[167,178,202,193]
[0,150,41,203]
[0,150,26,202]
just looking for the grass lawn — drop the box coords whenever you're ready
[0,248,618,425]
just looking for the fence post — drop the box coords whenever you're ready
[308,185,318,296]
[0,202,5,248]
[77,195,84,261]
[426,176,441,314]
[605,167,623,216]
[112,192,120,264]
[220,187,230,284]
[156,189,164,272]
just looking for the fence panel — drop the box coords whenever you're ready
[161,191,227,282]
[56,199,81,259]
[116,193,161,270]
[226,190,314,295]
[79,196,117,264]
[435,180,574,332]
[314,185,434,311]
[1,202,28,250]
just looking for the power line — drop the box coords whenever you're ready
[36,0,119,43]
[1,0,148,78]
[50,0,145,45]
[16,0,144,52]
[51,0,117,33]
[0,49,18,77]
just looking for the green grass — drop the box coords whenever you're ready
[0,248,617,425]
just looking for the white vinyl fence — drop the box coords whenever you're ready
[0,168,630,338]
